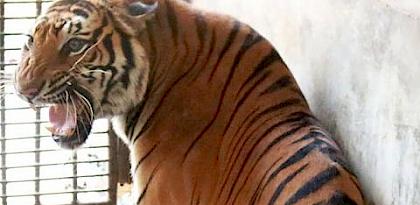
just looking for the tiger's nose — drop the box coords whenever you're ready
[16,81,43,101]
[16,58,46,101]
[19,87,40,100]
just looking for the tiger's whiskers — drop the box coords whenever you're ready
[74,84,104,117]
[81,69,111,74]
[73,89,94,124]
[69,95,81,143]
[65,90,71,130]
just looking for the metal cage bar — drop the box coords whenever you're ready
[0,2,7,205]
[34,3,42,203]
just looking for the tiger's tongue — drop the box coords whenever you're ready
[48,104,77,135]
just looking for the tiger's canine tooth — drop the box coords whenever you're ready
[45,126,56,134]
[30,104,38,111]
[63,129,75,137]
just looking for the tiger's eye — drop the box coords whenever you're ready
[67,38,85,53]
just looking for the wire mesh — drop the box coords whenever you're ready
[0,0,117,204]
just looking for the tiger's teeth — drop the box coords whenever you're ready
[30,104,38,111]
[46,126,56,134]
[63,129,75,136]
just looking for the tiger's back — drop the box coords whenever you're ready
[122,0,365,204]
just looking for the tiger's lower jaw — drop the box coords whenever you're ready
[46,95,95,149]
[51,119,93,149]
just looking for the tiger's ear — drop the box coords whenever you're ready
[105,0,158,35]
[127,1,158,16]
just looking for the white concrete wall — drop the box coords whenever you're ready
[192,0,420,204]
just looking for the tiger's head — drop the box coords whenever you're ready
[15,0,157,149]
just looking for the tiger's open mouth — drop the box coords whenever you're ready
[46,92,94,149]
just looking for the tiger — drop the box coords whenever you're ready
[14,0,365,204]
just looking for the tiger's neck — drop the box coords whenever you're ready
[112,0,225,199]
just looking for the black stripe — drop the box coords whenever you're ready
[44,84,67,97]
[165,2,179,45]
[126,71,153,142]
[222,71,270,135]
[143,20,159,87]
[223,107,259,162]
[98,33,117,104]
[235,30,263,60]
[187,13,208,80]
[260,76,292,96]
[292,131,323,144]
[318,192,358,205]
[230,114,316,204]
[72,8,89,18]
[125,95,149,139]
[259,98,302,115]
[222,111,312,196]
[319,146,354,176]
[132,69,192,144]
[71,82,95,110]
[191,27,217,81]
[139,36,189,139]
[268,164,309,205]
[77,0,96,12]
[131,14,207,145]
[227,99,303,146]
[182,22,242,160]
[74,21,82,34]
[100,72,106,87]
[285,166,340,205]
[223,121,310,203]
[208,21,241,81]
[90,16,108,43]
[81,73,96,82]
[254,139,325,203]
[237,48,280,96]
[293,129,353,174]
[78,31,91,36]
[248,155,284,205]
[131,93,161,144]
[119,32,134,89]
[269,139,323,182]
[102,34,115,65]
[253,99,302,123]
[54,20,66,36]
[183,29,263,163]
[134,145,157,173]
[68,22,74,34]
[100,66,118,105]
[235,112,309,157]
[226,111,311,171]
[136,165,160,205]
[195,13,207,43]
[44,75,70,96]
[259,120,312,162]
[190,181,199,205]
[49,74,67,87]
[349,177,364,202]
